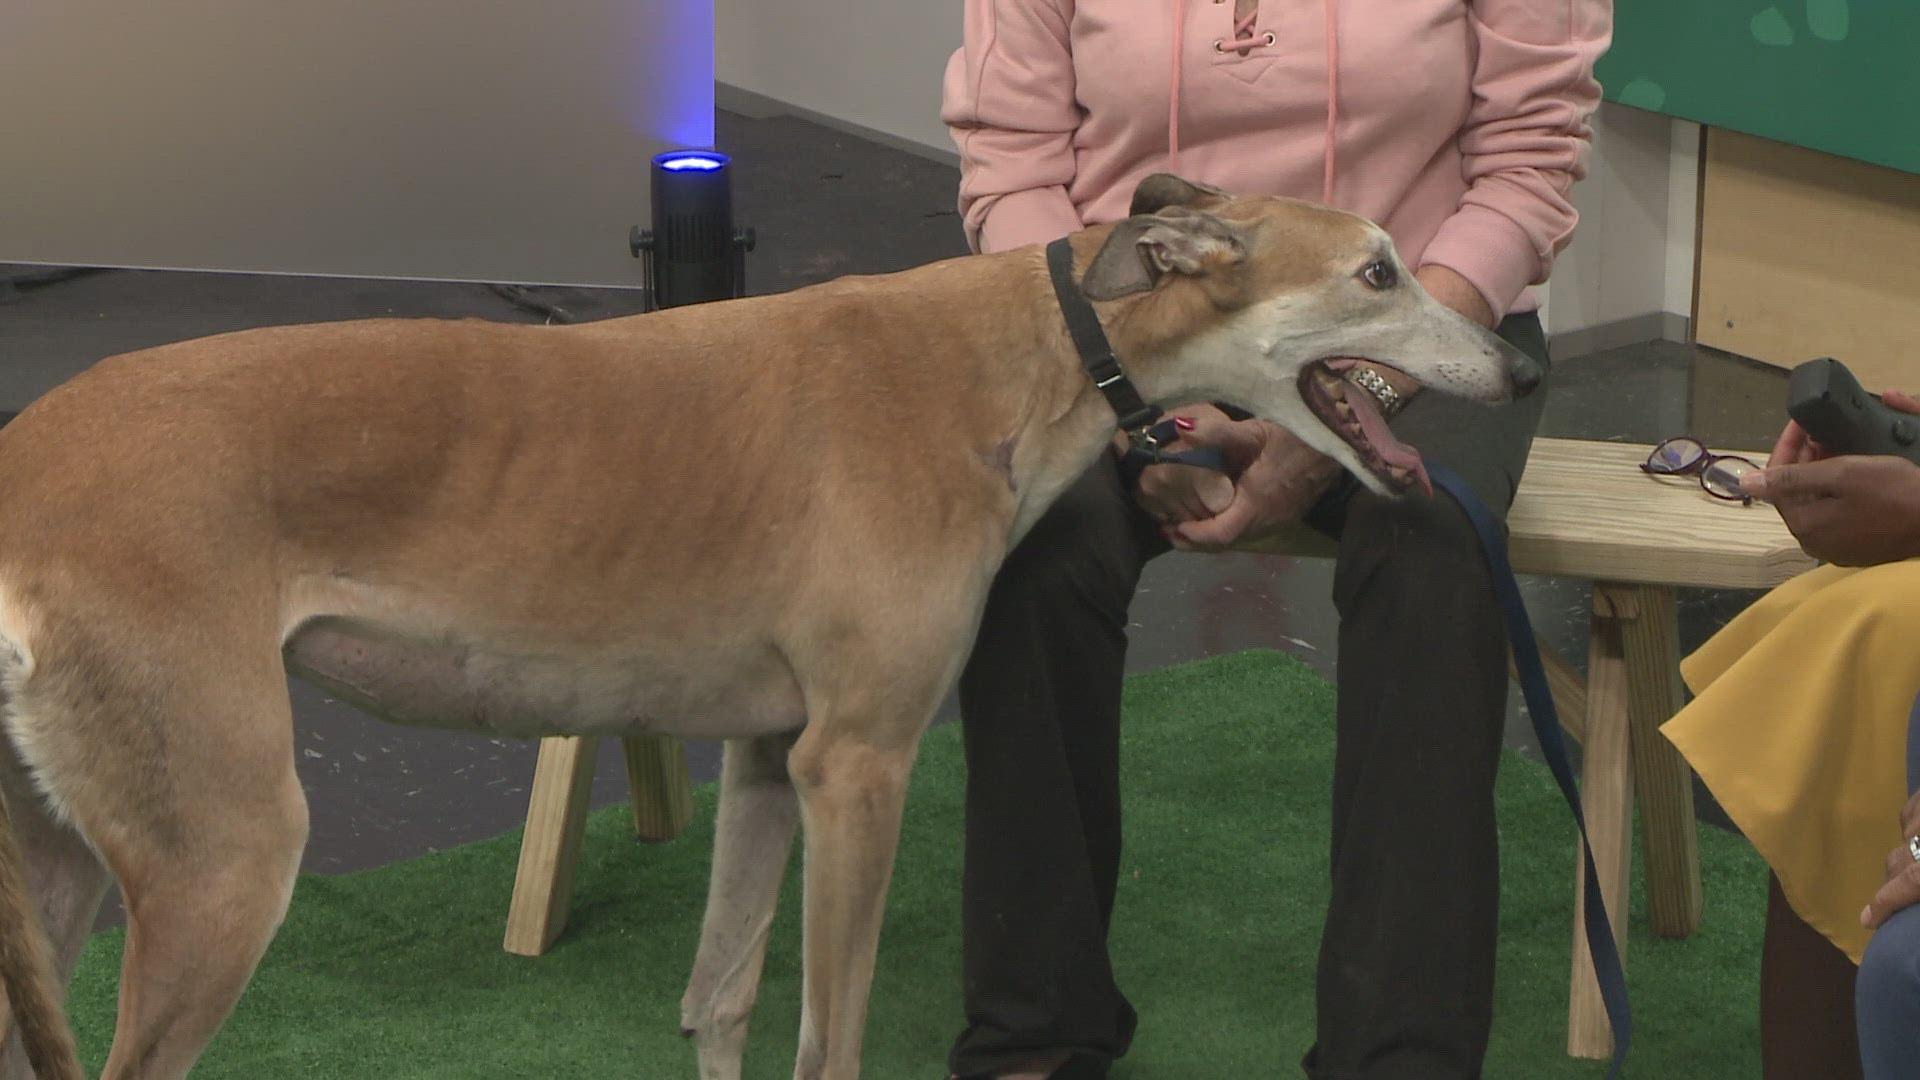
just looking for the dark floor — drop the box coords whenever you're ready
[1,109,1790,929]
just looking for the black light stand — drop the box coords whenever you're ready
[629,150,755,310]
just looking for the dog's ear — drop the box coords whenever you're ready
[1081,209,1245,301]
[1129,174,1231,217]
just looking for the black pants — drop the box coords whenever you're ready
[948,313,1552,1080]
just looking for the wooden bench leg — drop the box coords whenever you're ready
[623,735,694,841]
[1510,633,1588,744]
[1612,584,1704,939]
[1567,590,1636,1059]
[504,735,599,957]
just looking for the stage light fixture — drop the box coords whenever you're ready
[630,150,755,309]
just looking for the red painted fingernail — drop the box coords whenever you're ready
[1173,417,1195,431]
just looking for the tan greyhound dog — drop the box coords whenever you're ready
[0,175,1536,1079]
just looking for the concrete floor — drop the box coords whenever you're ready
[0,109,1791,925]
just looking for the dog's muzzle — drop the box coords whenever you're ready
[1510,352,1543,398]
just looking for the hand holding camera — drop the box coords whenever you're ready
[1742,358,1920,566]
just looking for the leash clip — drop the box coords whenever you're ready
[1127,423,1167,456]
[1117,419,1232,489]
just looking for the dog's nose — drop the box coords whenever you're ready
[1509,353,1542,398]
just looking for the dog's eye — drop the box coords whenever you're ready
[1361,261,1397,290]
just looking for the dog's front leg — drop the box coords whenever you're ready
[785,716,927,1080]
[682,733,801,1080]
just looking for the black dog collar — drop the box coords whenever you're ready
[1044,236,1229,482]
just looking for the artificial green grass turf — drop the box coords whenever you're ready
[64,650,1765,1076]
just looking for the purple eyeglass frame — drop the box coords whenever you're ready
[1640,436,1763,505]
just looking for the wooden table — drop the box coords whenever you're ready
[502,437,1817,1061]
[1510,439,1812,1056]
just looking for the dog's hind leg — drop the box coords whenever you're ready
[11,626,309,1080]
[682,732,801,1080]
[96,736,307,1079]
[0,719,112,1080]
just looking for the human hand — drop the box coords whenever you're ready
[1766,418,1832,470]
[1132,406,1239,528]
[1741,390,1920,566]
[1863,789,1920,929]
[1415,264,1497,330]
[1157,415,1341,552]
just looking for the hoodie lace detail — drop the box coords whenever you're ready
[1168,0,1341,206]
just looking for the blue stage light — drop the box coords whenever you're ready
[655,151,729,173]
[631,150,753,310]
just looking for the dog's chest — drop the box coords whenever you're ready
[283,619,807,740]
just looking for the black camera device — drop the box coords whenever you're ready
[1785,357,1920,463]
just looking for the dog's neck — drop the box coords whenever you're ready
[980,232,1214,542]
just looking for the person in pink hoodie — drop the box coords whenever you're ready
[939,2,1610,1078]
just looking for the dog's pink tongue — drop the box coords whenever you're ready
[1348,388,1432,498]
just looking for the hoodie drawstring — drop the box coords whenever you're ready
[1167,0,1341,206]
[1169,0,1186,174]
[1321,0,1339,205]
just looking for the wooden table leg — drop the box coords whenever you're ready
[1509,633,1589,744]
[1606,583,1704,939]
[504,735,599,957]
[1568,590,1636,1059]
[623,735,694,841]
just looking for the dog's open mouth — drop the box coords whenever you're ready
[1299,360,1432,497]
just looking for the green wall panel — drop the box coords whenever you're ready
[1597,0,1920,175]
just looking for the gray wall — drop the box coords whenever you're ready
[1,0,711,286]
[717,0,958,158]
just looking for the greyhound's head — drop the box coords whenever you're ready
[1081,174,1541,497]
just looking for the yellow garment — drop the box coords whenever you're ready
[1662,559,1920,963]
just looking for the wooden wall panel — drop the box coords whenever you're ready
[1696,129,1920,393]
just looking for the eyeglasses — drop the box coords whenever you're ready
[1640,437,1763,504]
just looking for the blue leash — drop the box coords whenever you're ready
[1427,462,1632,1079]
[1045,237,1630,1068]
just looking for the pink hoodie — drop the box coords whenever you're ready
[942,0,1611,320]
